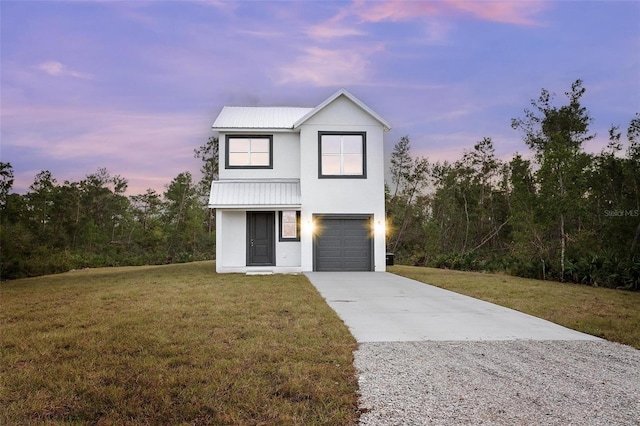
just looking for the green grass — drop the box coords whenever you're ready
[1,262,359,425]
[389,265,640,349]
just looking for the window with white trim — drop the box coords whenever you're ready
[318,132,366,178]
[226,135,273,169]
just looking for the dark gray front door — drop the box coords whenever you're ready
[247,212,275,266]
[314,215,372,271]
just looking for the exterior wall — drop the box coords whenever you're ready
[216,209,301,273]
[298,96,387,272]
[218,131,300,180]
[274,211,302,267]
[216,209,246,272]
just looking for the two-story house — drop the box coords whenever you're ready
[208,89,390,273]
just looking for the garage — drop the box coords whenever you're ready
[313,215,373,271]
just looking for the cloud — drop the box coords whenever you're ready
[450,1,547,25]
[278,46,378,86]
[36,61,92,79]
[349,0,547,26]
[307,23,366,39]
[307,9,367,39]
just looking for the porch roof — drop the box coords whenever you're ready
[208,179,301,209]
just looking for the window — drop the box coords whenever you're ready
[318,132,366,178]
[226,135,273,169]
[279,210,300,241]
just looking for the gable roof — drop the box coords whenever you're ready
[211,89,391,131]
[293,89,391,131]
[212,107,313,130]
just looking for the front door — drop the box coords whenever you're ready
[247,212,275,266]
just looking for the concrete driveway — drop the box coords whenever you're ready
[304,272,600,343]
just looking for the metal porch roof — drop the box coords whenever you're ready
[208,179,301,209]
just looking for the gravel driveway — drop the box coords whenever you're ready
[305,272,640,425]
[356,340,640,425]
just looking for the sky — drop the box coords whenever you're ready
[2,0,639,195]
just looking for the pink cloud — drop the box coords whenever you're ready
[278,46,378,86]
[350,0,547,26]
[307,23,366,39]
[307,9,367,39]
[36,61,92,79]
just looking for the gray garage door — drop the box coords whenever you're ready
[314,215,373,271]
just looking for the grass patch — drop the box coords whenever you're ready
[1,261,359,425]
[389,265,640,349]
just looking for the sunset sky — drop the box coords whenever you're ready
[2,0,639,195]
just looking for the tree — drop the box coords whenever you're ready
[0,162,14,208]
[627,114,640,255]
[130,189,163,233]
[512,79,594,279]
[386,136,430,255]
[164,172,204,261]
[389,135,413,200]
[194,136,219,197]
[26,170,57,236]
[194,136,219,236]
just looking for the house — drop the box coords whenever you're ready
[208,89,391,273]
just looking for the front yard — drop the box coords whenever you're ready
[1,262,359,425]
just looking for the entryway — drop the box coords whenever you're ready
[246,211,275,266]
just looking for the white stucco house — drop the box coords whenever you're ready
[208,89,390,273]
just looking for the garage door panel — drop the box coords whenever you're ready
[314,216,372,271]
[317,238,342,247]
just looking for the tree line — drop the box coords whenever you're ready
[387,80,640,290]
[0,137,219,279]
[2,80,638,289]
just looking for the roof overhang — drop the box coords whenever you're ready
[208,179,301,209]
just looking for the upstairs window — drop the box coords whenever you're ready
[318,132,366,178]
[226,135,273,169]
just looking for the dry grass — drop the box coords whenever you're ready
[389,265,640,349]
[1,262,359,425]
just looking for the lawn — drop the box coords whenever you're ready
[1,262,359,425]
[389,265,640,349]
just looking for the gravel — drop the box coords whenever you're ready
[355,340,640,425]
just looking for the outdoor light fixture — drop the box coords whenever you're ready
[303,218,315,235]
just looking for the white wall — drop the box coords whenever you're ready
[274,211,302,267]
[298,95,387,272]
[218,132,300,180]
[216,210,246,272]
[216,209,302,272]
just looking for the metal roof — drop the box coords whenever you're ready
[208,179,301,209]
[294,89,392,131]
[211,89,391,131]
[212,107,313,130]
